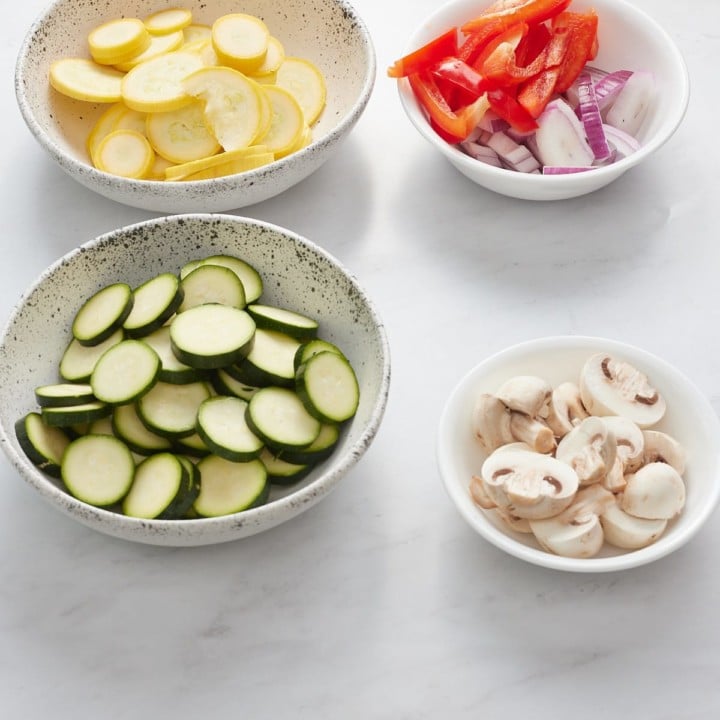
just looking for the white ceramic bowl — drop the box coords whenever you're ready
[15,0,375,213]
[437,336,720,572]
[0,214,391,546]
[396,0,689,201]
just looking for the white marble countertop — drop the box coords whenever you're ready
[2,0,719,717]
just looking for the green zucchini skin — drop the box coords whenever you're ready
[295,351,360,424]
[293,339,345,372]
[15,412,71,478]
[247,304,319,341]
[72,283,134,347]
[34,383,95,408]
[41,401,112,428]
[192,456,269,517]
[123,273,184,339]
[259,449,312,486]
[275,423,340,465]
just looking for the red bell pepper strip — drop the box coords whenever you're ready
[432,57,491,99]
[551,10,599,92]
[471,22,527,73]
[514,21,552,67]
[387,28,458,78]
[457,17,508,66]
[461,0,572,35]
[487,88,538,132]
[408,70,490,141]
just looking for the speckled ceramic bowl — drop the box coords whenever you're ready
[15,0,375,213]
[0,214,391,546]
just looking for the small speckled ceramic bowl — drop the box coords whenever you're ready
[15,0,375,213]
[0,214,391,546]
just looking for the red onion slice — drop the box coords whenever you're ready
[605,71,656,136]
[486,131,540,173]
[576,71,611,162]
[542,166,596,175]
[602,124,641,159]
[535,99,594,168]
[594,70,633,111]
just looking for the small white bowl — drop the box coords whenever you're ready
[437,336,720,572]
[0,214,391,546]
[15,0,375,213]
[396,0,689,201]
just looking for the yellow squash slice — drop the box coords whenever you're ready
[211,13,269,74]
[276,57,327,125]
[249,36,285,82]
[86,103,127,163]
[95,129,155,178]
[49,58,124,103]
[182,66,264,151]
[183,24,212,45]
[258,85,304,158]
[144,8,193,36]
[122,50,203,113]
[114,30,185,71]
[88,18,150,66]
[178,152,274,180]
[146,101,221,164]
[147,154,176,180]
[165,146,272,180]
[113,106,147,135]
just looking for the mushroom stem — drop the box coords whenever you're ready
[509,412,556,453]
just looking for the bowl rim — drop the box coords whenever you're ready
[0,213,392,544]
[437,335,720,573]
[397,0,690,190]
[14,0,377,191]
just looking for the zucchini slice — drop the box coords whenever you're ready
[142,325,206,384]
[71,282,133,346]
[59,328,125,383]
[175,431,211,458]
[15,412,71,478]
[278,422,340,465]
[259,448,311,485]
[193,455,268,517]
[137,380,212,438]
[35,382,95,408]
[212,368,260,400]
[233,327,301,387]
[123,272,183,338]
[112,402,173,455]
[61,434,135,506]
[170,304,256,369]
[296,351,360,424]
[246,386,320,451]
[42,401,112,428]
[247,303,318,340]
[178,263,246,312]
[196,396,263,462]
[122,452,198,519]
[90,339,161,405]
[182,255,263,303]
[293,338,345,371]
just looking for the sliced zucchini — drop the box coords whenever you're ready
[71,282,133,346]
[112,402,173,454]
[137,380,212,438]
[193,455,268,517]
[178,263,246,312]
[232,327,301,387]
[293,338,345,371]
[142,325,206,384]
[59,328,124,383]
[35,382,95,408]
[90,339,161,405]
[123,272,183,338]
[247,303,318,340]
[170,304,256,369]
[42,401,112,428]
[174,431,211,457]
[212,368,260,400]
[61,434,135,506]
[278,422,340,465]
[122,452,198,519]
[15,412,71,478]
[246,386,320,450]
[196,396,263,462]
[182,255,263,303]
[296,350,360,423]
[87,415,115,436]
[259,448,311,485]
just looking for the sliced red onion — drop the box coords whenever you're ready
[486,131,540,173]
[594,70,633,111]
[605,71,655,136]
[461,140,503,167]
[583,65,610,84]
[476,110,510,134]
[602,124,641,159]
[535,99,594,168]
[576,71,611,162]
[542,166,596,175]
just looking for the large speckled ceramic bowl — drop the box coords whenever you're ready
[0,214,391,546]
[15,0,375,213]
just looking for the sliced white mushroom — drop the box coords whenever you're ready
[494,507,533,534]
[642,430,686,475]
[495,375,552,418]
[469,474,496,509]
[472,393,514,454]
[600,497,668,549]
[555,416,617,486]
[509,412,556,453]
[621,462,686,520]
[529,485,615,558]
[545,381,589,438]
[481,447,579,520]
[601,415,644,473]
[601,456,627,494]
[579,353,666,428]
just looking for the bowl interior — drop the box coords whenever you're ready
[437,337,720,572]
[397,0,689,200]
[0,215,390,545]
[16,0,374,205]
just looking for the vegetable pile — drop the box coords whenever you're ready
[469,353,686,558]
[49,8,326,181]
[388,0,654,174]
[15,254,360,520]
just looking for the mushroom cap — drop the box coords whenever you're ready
[472,393,514,454]
[600,499,668,549]
[545,381,589,438]
[601,415,645,473]
[580,353,666,428]
[481,447,579,520]
[555,415,617,486]
[621,462,686,520]
[642,430,686,475]
[495,375,552,418]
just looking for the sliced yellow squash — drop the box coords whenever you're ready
[114,30,185,71]
[95,129,155,178]
[49,58,124,103]
[146,101,221,164]
[88,18,151,66]
[144,8,193,36]
[178,152,274,180]
[257,85,304,158]
[183,24,212,45]
[276,57,327,125]
[147,153,176,180]
[249,36,285,81]
[164,146,272,180]
[86,103,127,163]
[113,106,147,135]
[211,13,269,74]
